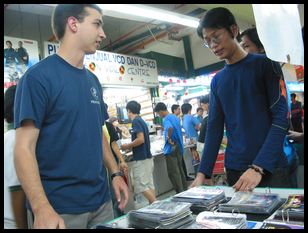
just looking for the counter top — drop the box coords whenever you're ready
[93,186,304,229]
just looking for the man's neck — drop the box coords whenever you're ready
[226,45,248,65]
[131,114,138,120]
[57,40,85,69]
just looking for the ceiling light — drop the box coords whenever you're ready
[98,4,199,28]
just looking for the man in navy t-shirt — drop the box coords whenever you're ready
[13,5,128,229]
[121,101,156,204]
[154,102,187,193]
[190,7,291,191]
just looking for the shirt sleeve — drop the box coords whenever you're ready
[192,116,201,127]
[198,78,225,177]
[163,118,172,139]
[106,122,119,143]
[132,118,144,134]
[14,71,48,129]
[252,58,289,173]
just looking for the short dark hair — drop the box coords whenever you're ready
[200,94,210,104]
[171,104,180,113]
[154,102,167,112]
[291,93,296,98]
[4,85,17,123]
[126,100,141,114]
[197,7,238,39]
[51,4,102,41]
[6,40,12,46]
[181,103,192,115]
[240,27,264,52]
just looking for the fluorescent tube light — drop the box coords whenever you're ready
[98,4,200,28]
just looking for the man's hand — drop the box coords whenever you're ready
[233,168,262,192]
[167,138,175,145]
[120,144,131,151]
[33,205,66,229]
[287,130,304,143]
[119,160,128,177]
[112,176,129,210]
[189,172,213,188]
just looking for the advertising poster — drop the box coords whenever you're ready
[84,50,158,87]
[43,41,60,58]
[4,36,39,89]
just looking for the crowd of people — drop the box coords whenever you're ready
[4,4,304,229]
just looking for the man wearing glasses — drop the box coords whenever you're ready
[190,7,291,191]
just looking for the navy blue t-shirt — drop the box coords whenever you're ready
[199,53,289,177]
[131,116,152,161]
[14,54,110,214]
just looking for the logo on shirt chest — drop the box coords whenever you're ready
[90,87,100,104]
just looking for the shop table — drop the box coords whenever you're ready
[93,186,304,229]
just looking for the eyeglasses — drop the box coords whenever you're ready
[202,29,227,48]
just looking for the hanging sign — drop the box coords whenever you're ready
[84,50,158,87]
[43,42,60,58]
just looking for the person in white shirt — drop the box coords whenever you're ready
[4,85,27,229]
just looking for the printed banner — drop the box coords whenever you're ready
[84,50,158,87]
[43,41,60,58]
[4,36,39,89]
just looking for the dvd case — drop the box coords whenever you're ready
[218,191,281,214]
[195,211,247,229]
[127,200,193,229]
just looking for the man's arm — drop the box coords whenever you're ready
[120,132,144,150]
[110,141,128,175]
[103,132,129,210]
[190,81,224,188]
[14,120,65,229]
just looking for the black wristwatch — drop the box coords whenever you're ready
[111,171,124,180]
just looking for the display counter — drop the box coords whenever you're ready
[94,186,304,229]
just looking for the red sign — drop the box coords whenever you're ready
[294,65,304,82]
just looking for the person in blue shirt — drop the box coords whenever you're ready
[13,4,128,229]
[190,7,291,192]
[239,27,299,189]
[182,103,201,176]
[4,40,16,65]
[121,101,156,204]
[15,41,29,66]
[194,107,204,124]
[154,102,187,193]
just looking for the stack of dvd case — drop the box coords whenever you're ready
[194,211,247,229]
[127,200,194,229]
[260,194,304,229]
[171,186,226,212]
[218,191,281,214]
[272,194,304,222]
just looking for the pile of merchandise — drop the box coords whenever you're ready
[260,194,304,229]
[127,200,194,229]
[218,191,282,214]
[171,186,226,213]
[195,211,247,229]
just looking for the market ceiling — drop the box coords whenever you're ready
[5,4,255,55]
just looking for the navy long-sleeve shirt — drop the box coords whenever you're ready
[199,53,289,177]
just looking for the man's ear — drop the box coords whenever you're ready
[67,16,79,33]
[230,24,239,39]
